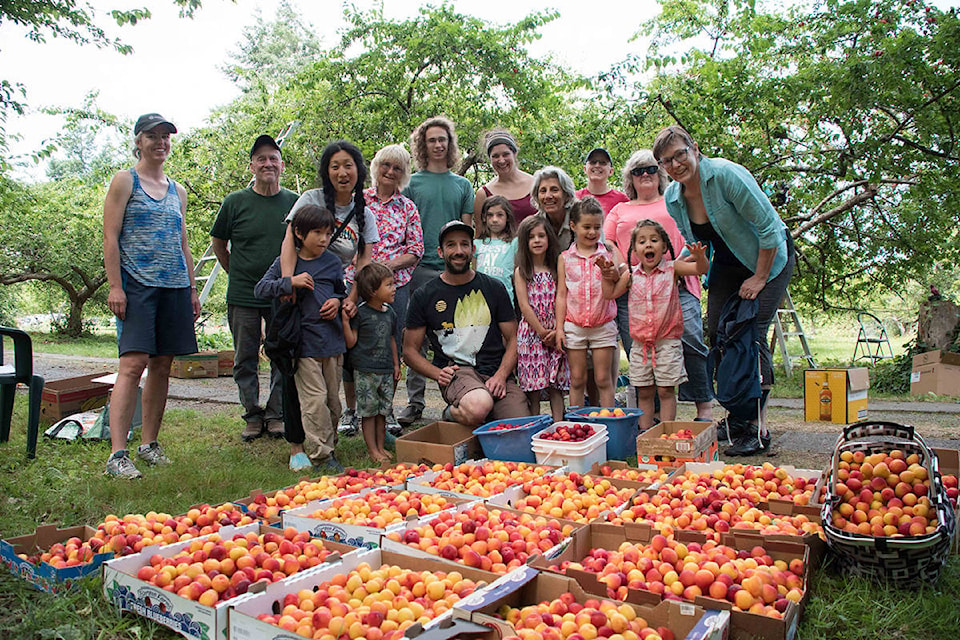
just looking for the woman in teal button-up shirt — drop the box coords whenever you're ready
[653,125,795,456]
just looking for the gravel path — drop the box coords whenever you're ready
[20,351,960,471]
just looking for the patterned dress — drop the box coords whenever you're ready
[517,270,570,392]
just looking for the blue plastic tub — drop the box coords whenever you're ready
[472,415,553,463]
[564,407,643,460]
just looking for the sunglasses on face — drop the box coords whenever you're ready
[630,165,659,176]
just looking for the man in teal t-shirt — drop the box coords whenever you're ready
[210,135,299,442]
[396,116,475,426]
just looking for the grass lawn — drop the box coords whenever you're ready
[1,325,957,639]
[0,399,958,639]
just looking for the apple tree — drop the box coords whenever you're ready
[606,0,960,309]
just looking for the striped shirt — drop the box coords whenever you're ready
[119,168,190,288]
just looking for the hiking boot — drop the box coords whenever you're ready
[716,416,749,444]
[314,455,344,475]
[724,430,772,457]
[386,411,403,436]
[289,452,312,471]
[241,420,263,442]
[396,404,423,427]
[337,409,358,436]
[137,441,171,466]
[105,451,143,479]
[265,420,285,439]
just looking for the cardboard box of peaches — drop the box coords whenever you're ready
[636,421,719,468]
[529,520,808,640]
[1,502,255,594]
[228,546,501,640]
[452,562,730,640]
[102,522,361,640]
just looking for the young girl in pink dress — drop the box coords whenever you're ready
[556,196,626,408]
[514,216,569,420]
[603,219,709,430]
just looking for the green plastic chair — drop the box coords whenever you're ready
[0,327,45,458]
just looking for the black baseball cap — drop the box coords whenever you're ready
[134,113,177,135]
[438,220,474,244]
[584,147,612,164]
[250,134,282,159]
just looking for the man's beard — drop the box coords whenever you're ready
[444,254,470,274]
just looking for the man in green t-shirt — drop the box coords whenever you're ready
[396,116,475,426]
[210,135,299,442]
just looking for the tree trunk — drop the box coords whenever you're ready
[64,301,84,338]
[917,299,959,351]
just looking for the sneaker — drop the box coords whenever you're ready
[289,452,312,471]
[241,420,263,442]
[314,455,345,475]
[395,405,423,427]
[265,420,285,439]
[338,409,358,436]
[105,452,143,479]
[441,405,454,422]
[137,441,171,466]
[386,412,403,436]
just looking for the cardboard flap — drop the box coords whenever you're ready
[847,368,870,390]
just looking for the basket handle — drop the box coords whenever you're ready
[841,421,914,443]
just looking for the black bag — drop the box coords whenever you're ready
[263,294,302,377]
[706,295,762,421]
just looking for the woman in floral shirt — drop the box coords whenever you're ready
[364,144,424,432]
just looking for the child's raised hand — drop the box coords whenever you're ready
[685,242,707,261]
[290,272,314,290]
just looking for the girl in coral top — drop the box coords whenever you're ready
[603,220,709,430]
[556,197,626,408]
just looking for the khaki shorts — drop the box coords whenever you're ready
[564,320,618,350]
[628,338,687,387]
[442,366,529,421]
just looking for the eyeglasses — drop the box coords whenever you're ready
[658,147,690,167]
[630,165,659,176]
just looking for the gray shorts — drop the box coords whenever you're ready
[354,370,395,418]
[117,270,197,357]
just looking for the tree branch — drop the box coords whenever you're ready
[792,186,877,237]
[889,135,960,161]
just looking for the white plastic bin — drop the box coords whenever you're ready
[531,422,608,473]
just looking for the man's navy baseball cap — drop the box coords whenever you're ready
[250,134,282,159]
[438,220,474,244]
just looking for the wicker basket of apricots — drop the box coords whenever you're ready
[821,422,957,586]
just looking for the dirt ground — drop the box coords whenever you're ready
[26,352,960,473]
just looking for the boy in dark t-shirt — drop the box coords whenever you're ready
[255,205,346,473]
[404,221,529,426]
[343,263,399,464]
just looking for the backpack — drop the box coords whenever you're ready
[706,295,762,421]
[263,294,302,377]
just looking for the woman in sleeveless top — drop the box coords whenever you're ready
[102,113,200,479]
[472,129,537,228]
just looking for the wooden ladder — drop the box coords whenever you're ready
[771,291,816,376]
[193,121,301,309]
